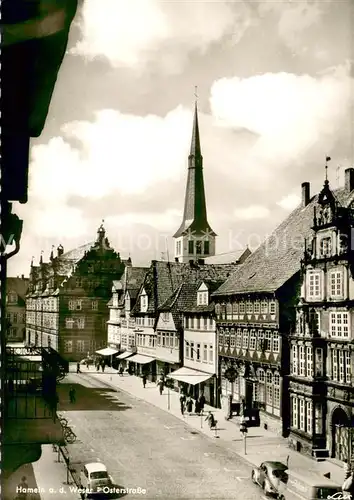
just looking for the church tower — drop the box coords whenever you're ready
[173,101,216,263]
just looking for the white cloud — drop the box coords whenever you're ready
[32,206,89,239]
[276,194,301,210]
[71,0,251,72]
[105,209,182,231]
[234,205,270,220]
[29,106,192,201]
[210,67,353,171]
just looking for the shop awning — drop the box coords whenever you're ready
[116,351,134,360]
[167,367,213,386]
[96,347,119,356]
[128,354,155,365]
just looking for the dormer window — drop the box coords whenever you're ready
[140,294,148,312]
[7,292,17,304]
[320,237,332,258]
[197,291,208,306]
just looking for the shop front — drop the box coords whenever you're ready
[128,353,155,377]
[167,366,214,400]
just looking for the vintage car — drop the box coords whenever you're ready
[252,461,288,496]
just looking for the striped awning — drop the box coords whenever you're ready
[128,354,155,365]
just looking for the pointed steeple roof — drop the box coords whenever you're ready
[173,101,216,238]
[190,102,201,157]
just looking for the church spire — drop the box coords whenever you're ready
[173,91,216,262]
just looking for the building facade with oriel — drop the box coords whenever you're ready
[288,170,354,461]
[211,177,350,435]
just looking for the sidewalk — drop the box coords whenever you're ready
[72,364,346,485]
[32,445,80,499]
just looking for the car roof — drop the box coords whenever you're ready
[262,461,287,469]
[85,462,108,473]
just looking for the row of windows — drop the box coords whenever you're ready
[135,317,155,327]
[65,317,85,329]
[308,269,345,299]
[215,300,276,317]
[121,334,135,347]
[291,345,323,378]
[7,312,25,324]
[185,342,214,364]
[291,398,323,435]
[332,349,351,384]
[222,370,280,409]
[157,332,179,349]
[185,316,214,330]
[7,292,18,304]
[68,300,98,311]
[27,298,58,311]
[136,334,156,348]
[219,328,280,353]
[64,339,88,353]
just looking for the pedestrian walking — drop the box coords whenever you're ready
[179,393,186,415]
[199,393,205,414]
[142,374,147,388]
[76,362,81,374]
[69,385,76,404]
[186,396,193,414]
[119,366,124,376]
[195,399,201,415]
[157,379,164,395]
[205,411,217,430]
[96,362,100,371]
[17,476,28,500]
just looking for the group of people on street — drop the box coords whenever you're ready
[179,392,206,416]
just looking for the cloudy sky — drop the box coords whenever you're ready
[9,0,354,276]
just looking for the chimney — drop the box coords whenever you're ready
[57,244,64,257]
[302,182,310,207]
[345,168,354,192]
[21,274,24,279]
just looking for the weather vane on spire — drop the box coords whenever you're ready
[325,155,331,181]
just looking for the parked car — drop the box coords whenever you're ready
[252,461,288,496]
[80,462,113,498]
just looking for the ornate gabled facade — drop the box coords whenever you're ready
[173,103,216,263]
[288,169,354,461]
[213,167,354,440]
[26,224,126,360]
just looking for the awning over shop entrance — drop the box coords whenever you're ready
[116,351,134,360]
[128,354,155,364]
[96,347,119,356]
[167,367,213,386]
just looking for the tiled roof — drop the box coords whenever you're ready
[213,186,352,296]
[7,277,29,301]
[204,248,251,265]
[132,260,239,316]
[54,242,95,276]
